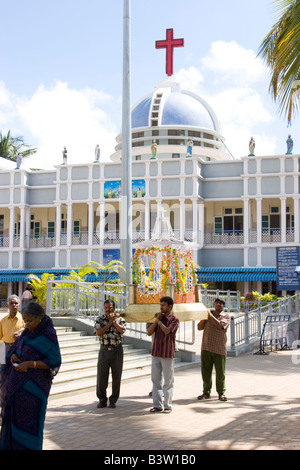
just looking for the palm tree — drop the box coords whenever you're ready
[0,130,37,162]
[62,260,125,284]
[258,0,300,124]
[26,261,125,309]
[26,272,56,309]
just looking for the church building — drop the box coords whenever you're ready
[0,29,298,303]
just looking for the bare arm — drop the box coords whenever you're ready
[208,311,230,330]
[197,319,207,331]
[147,316,160,336]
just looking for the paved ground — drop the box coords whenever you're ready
[43,348,300,451]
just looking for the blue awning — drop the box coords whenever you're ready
[0,267,277,283]
[197,268,276,283]
[0,269,70,283]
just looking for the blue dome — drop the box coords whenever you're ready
[131,79,219,132]
[161,92,215,129]
[132,96,152,128]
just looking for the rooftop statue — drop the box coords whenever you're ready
[62,146,68,164]
[248,137,255,156]
[94,144,100,162]
[151,140,157,159]
[286,135,293,155]
[186,138,193,157]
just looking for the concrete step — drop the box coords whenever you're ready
[50,358,198,400]
[49,324,198,400]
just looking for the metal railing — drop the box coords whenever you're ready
[46,280,129,320]
[229,294,300,354]
[45,280,300,355]
[201,289,241,312]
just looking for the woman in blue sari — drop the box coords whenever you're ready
[0,302,61,450]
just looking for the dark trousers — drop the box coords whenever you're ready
[0,343,13,410]
[96,344,123,404]
[201,349,226,396]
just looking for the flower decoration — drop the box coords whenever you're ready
[132,245,197,296]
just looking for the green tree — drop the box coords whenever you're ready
[27,272,56,309]
[258,0,300,124]
[0,130,37,162]
[27,261,125,309]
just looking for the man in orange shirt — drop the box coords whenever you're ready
[0,295,25,358]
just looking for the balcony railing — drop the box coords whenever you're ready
[204,228,295,245]
[0,228,296,249]
[204,230,244,245]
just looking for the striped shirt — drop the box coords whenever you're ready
[152,313,179,359]
[201,310,230,356]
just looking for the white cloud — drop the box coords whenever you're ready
[0,40,286,166]
[0,81,118,169]
[201,40,268,86]
[175,66,204,92]
[176,41,277,158]
[0,81,19,128]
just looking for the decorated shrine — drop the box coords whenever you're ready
[123,209,209,322]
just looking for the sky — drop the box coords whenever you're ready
[0,0,298,170]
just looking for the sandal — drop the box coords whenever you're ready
[218,394,228,401]
[197,393,210,400]
[163,409,172,413]
[149,407,163,413]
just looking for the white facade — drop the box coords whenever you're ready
[0,77,298,301]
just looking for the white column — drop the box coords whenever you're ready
[243,198,249,245]
[256,198,262,244]
[99,202,105,245]
[294,197,300,244]
[67,203,73,247]
[180,199,185,241]
[256,198,262,267]
[281,197,286,244]
[199,201,204,248]
[19,206,26,250]
[88,202,94,246]
[55,204,62,247]
[55,204,62,268]
[144,200,150,241]
[25,207,31,250]
[156,200,162,236]
[19,205,26,268]
[9,206,15,252]
[192,198,198,244]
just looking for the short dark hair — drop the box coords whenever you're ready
[160,296,174,307]
[214,298,225,305]
[22,301,45,318]
[104,299,115,308]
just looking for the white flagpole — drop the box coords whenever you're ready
[120,0,132,284]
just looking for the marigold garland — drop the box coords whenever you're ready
[132,245,197,296]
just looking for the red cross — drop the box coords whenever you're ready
[156,29,184,77]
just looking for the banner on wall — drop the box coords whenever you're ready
[103,249,136,265]
[104,179,145,199]
[276,246,300,291]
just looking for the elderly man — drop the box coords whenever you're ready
[197,298,230,401]
[0,295,25,356]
